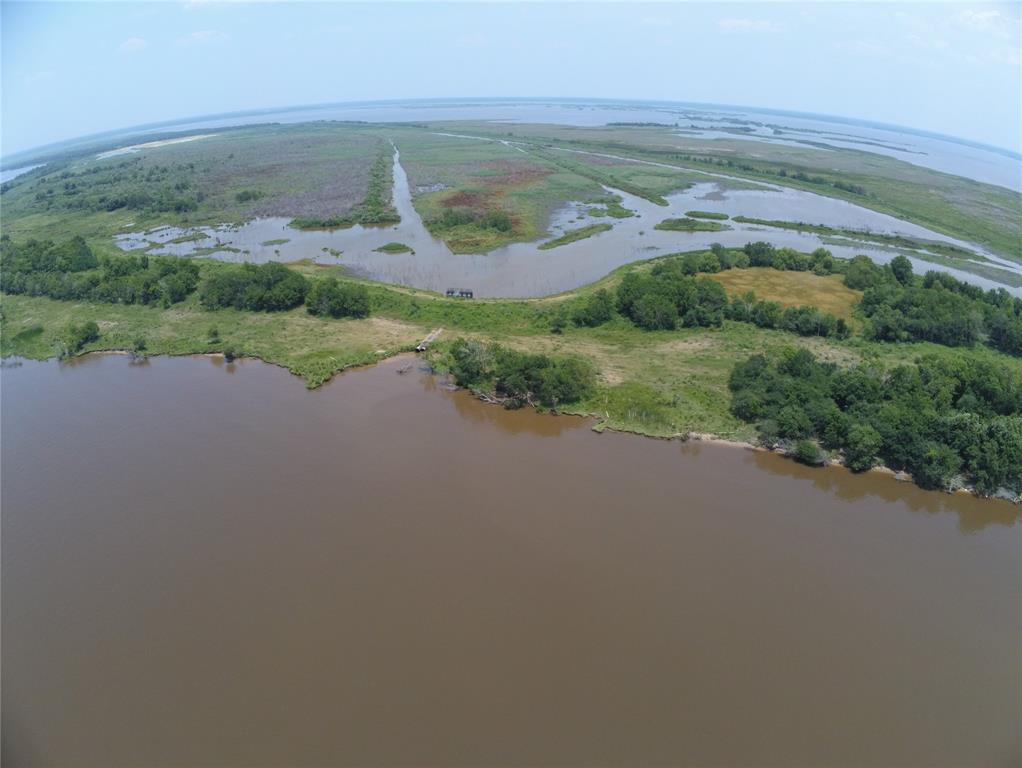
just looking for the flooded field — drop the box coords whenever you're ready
[115,146,1018,298]
[3,353,1020,766]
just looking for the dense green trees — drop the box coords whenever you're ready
[448,338,595,408]
[306,278,370,319]
[429,207,513,234]
[556,245,847,338]
[0,235,199,306]
[849,257,1022,355]
[738,241,838,275]
[616,262,728,331]
[1,235,375,321]
[199,262,308,312]
[728,347,1022,495]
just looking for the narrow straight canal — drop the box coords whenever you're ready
[2,354,1020,766]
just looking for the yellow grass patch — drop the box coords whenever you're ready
[710,268,861,320]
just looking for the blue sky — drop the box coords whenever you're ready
[3,1,1020,156]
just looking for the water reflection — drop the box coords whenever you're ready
[749,449,1021,532]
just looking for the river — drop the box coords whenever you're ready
[2,354,1020,766]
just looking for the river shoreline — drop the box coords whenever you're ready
[14,347,1018,505]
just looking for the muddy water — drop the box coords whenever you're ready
[3,354,1020,767]
[115,144,1018,297]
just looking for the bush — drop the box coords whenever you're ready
[572,288,615,327]
[63,320,99,355]
[447,338,595,409]
[199,262,308,312]
[844,424,882,472]
[633,293,677,330]
[793,440,826,466]
[306,278,370,319]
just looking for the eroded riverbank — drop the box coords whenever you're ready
[3,353,1020,766]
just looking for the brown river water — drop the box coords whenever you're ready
[2,354,1020,766]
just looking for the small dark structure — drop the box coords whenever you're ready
[416,328,443,353]
[445,288,474,299]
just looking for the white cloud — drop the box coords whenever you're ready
[718,18,780,34]
[119,37,148,53]
[178,29,229,45]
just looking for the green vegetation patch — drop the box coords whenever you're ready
[655,217,730,232]
[0,123,387,246]
[729,347,1022,496]
[374,242,414,254]
[538,223,612,250]
[587,195,635,219]
[685,210,729,220]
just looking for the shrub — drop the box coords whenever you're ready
[199,263,308,312]
[306,278,370,319]
[793,440,826,466]
[573,289,615,327]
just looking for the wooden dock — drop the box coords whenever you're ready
[416,328,442,352]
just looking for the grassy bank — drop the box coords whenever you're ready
[5,254,1019,445]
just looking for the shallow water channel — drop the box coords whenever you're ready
[115,145,1020,298]
[2,353,1021,766]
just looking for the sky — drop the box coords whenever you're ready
[2,1,1020,157]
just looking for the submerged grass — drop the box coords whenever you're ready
[538,223,613,250]
[374,242,414,254]
[655,217,730,232]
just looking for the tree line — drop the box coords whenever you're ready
[562,243,847,339]
[843,254,1022,355]
[728,347,1021,495]
[1,235,200,307]
[1,235,371,320]
[448,338,595,409]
